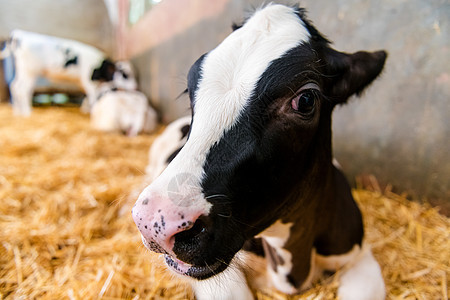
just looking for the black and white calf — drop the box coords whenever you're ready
[1,29,137,115]
[145,116,191,180]
[133,4,387,299]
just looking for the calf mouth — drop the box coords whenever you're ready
[164,254,225,280]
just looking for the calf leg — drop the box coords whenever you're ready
[10,75,35,116]
[316,244,385,300]
[338,246,385,300]
[81,80,98,113]
[313,166,385,299]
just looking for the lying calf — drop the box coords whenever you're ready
[1,29,137,115]
[133,4,387,299]
[90,89,157,136]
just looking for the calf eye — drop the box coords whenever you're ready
[291,89,317,115]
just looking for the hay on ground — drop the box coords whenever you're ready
[0,104,448,299]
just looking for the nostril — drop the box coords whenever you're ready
[174,218,207,244]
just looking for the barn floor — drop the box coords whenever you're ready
[0,103,448,299]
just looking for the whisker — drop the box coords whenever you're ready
[131,166,146,176]
[204,261,217,276]
[231,218,259,229]
[217,213,232,218]
[215,257,230,267]
[205,194,229,200]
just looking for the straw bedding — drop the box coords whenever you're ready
[0,103,448,299]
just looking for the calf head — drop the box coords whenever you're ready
[113,61,138,90]
[91,59,137,90]
[132,4,386,280]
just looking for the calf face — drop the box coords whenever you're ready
[132,4,386,284]
[91,60,137,91]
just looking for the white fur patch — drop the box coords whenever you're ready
[190,251,253,300]
[144,4,310,214]
[315,244,385,300]
[337,246,385,300]
[257,220,296,294]
[332,157,343,170]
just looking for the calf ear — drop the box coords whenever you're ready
[91,59,116,82]
[325,48,387,103]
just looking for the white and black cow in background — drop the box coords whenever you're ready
[0,29,137,116]
[133,4,387,300]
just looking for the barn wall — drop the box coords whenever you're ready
[304,0,449,204]
[0,0,113,54]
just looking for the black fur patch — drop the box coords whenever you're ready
[166,147,183,164]
[0,40,7,51]
[180,125,190,139]
[242,238,265,257]
[187,53,207,111]
[64,56,78,67]
[91,59,116,82]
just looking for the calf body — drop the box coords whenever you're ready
[133,4,386,299]
[2,30,137,115]
[90,89,157,136]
